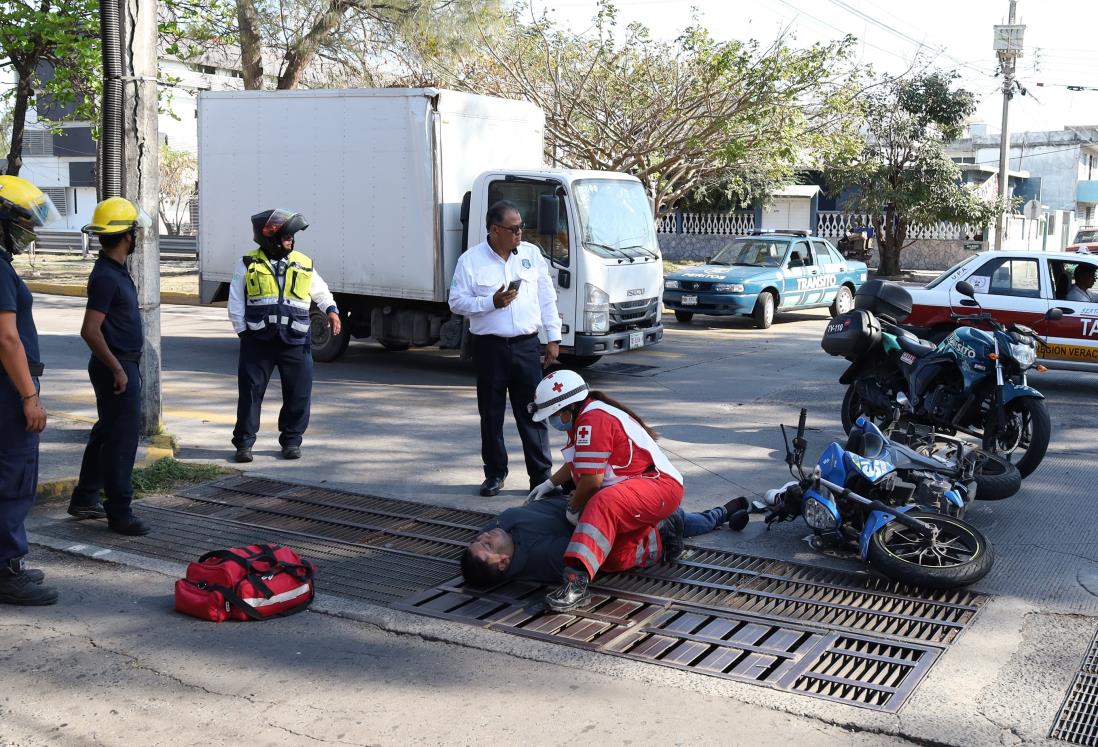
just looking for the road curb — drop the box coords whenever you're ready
[36,444,178,500]
[25,281,200,306]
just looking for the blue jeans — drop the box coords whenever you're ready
[680,506,725,538]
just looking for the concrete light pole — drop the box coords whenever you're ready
[993,1,1024,250]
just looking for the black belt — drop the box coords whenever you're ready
[0,360,43,384]
[482,332,538,343]
[114,351,142,363]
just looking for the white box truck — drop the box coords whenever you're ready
[198,88,664,363]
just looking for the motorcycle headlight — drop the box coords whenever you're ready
[664,280,680,290]
[803,497,838,530]
[713,283,745,293]
[1009,341,1037,369]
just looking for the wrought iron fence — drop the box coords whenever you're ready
[657,210,983,241]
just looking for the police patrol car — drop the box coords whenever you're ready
[662,230,869,329]
[904,249,1098,371]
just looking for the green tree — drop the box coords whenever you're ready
[458,4,864,212]
[823,71,1006,276]
[0,0,100,176]
[158,143,197,235]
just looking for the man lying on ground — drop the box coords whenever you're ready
[461,493,749,590]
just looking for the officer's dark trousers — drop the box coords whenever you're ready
[0,377,39,564]
[474,333,551,483]
[72,358,141,521]
[232,335,312,449]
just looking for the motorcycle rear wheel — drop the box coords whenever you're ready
[867,511,992,589]
[983,397,1051,478]
[841,382,896,434]
[914,441,1022,501]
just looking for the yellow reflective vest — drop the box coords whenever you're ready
[242,248,314,345]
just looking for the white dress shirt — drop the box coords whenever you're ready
[228,256,338,334]
[449,240,562,341]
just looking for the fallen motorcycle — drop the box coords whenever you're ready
[761,409,993,589]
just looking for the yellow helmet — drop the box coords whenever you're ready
[0,175,61,254]
[82,197,153,236]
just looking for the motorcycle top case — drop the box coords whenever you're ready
[854,279,913,322]
[822,310,882,359]
[174,544,316,622]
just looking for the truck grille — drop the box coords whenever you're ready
[610,297,658,330]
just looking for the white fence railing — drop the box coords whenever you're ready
[658,210,985,241]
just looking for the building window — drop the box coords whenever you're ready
[41,187,67,216]
[23,130,53,157]
[188,63,216,75]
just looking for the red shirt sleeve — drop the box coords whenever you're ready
[570,410,619,476]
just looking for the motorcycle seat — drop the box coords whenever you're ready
[897,334,937,358]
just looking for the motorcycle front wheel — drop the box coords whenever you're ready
[983,396,1051,478]
[866,511,993,589]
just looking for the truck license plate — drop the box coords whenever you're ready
[682,295,698,306]
[629,331,644,349]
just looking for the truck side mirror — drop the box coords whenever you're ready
[537,194,560,236]
[955,280,976,298]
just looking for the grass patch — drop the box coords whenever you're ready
[132,458,232,497]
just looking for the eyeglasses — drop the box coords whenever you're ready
[493,223,524,236]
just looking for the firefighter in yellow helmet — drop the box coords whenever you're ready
[67,197,154,537]
[0,175,60,605]
[227,209,340,463]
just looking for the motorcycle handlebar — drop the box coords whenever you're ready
[797,408,807,441]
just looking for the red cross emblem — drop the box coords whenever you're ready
[552,382,563,392]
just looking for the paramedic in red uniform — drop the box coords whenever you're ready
[527,369,685,612]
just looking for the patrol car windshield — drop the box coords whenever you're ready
[573,179,659,260]
[709,238,786,267]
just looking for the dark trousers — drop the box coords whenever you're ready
[72,358,141,521]
[0,377,40,564]
[474,334,551,483]
[232,335,312,449]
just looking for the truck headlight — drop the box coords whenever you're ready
[803,497,838,530]
[1009,341,1036,369]
[713,283,744,293]
[664,280,680,290]
[585,283,610,333]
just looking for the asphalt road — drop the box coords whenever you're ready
[24,295,1098,744]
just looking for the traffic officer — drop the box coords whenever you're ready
[526,370,686,612]
[0,176,60,605]
[68,197,153,536]
[228,209,340,462]
[449,200,562,497]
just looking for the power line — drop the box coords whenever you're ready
[770,0,918,66]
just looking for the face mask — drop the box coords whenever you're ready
[263,244,290,261]
[548,411,570,432]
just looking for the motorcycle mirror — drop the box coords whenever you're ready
[1053,306,1074,316]
[955,280,976,298]
[1046,307,1064,321]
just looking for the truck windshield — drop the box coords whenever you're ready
[709,238,786,267]
[573,179,659,260]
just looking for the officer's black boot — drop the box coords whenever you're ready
[0,558,58,606]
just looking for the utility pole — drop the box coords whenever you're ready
[118,0,162,437]
[993,1,1024,250]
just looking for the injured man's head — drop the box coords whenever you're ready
[461,528,515,588]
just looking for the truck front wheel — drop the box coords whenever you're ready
[311,308,350,362]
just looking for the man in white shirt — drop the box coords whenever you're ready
[449,200,562,497]
[228,209,340,463]
[1066,264,1097,303]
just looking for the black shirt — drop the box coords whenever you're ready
[482,496,574,583]
[0,250,40,367]
[86,255,143,356]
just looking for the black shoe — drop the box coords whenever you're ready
[108,516,151,536]
[67,500,108,520]
[281,446,301,460]
[545,568,591,612]
[0,561,58,605]
[724,496,751,532]
[6,558,43,584]
[479,476,505,497]
[234,447,253,463]
[657,510,686,563]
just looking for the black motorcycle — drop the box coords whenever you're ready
[822,279,1061,478]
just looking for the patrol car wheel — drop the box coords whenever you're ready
[830,285,854,317]
[674,311,693,323]
[753,292,775,329]
[310,308,350,362]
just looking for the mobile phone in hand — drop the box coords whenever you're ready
[507,278,523,292]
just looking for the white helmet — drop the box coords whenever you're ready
[528,370,589,422]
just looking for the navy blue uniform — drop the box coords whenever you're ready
[70,255,143,521]
[0,251,41,564]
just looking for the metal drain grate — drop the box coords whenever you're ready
[1051,628,1098,744]
[396,580,939,713]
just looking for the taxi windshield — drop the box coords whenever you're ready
[709,238,786,267]
[926,257,976,289]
